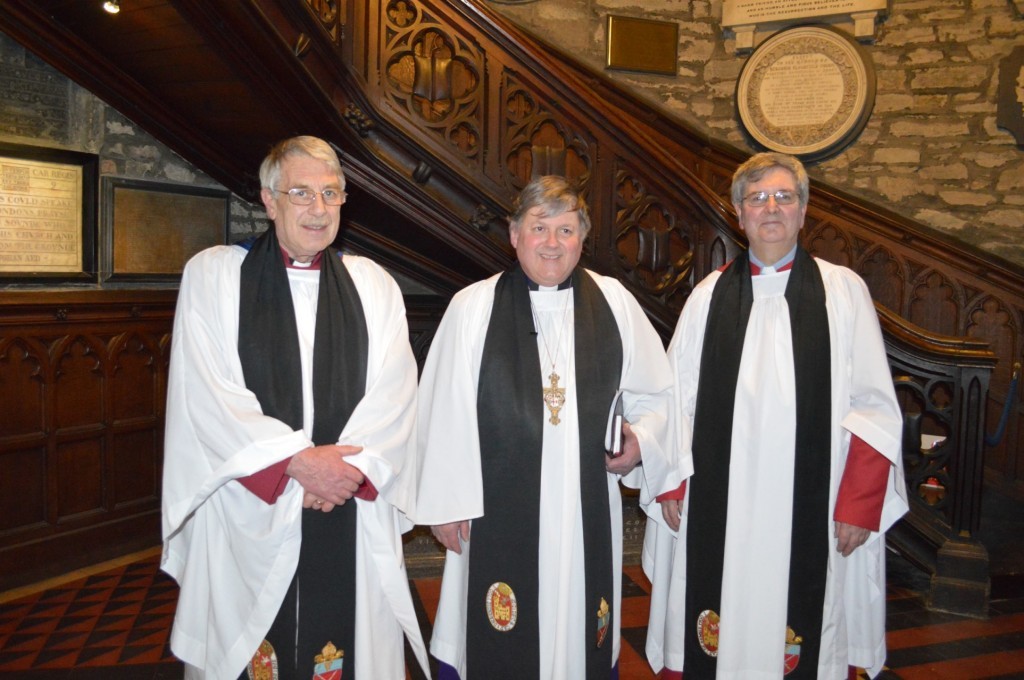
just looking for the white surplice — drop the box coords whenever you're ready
[415,269,688,679]
[161,245,428,680]
[643,258,907,680]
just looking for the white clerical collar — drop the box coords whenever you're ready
[525,274,573,291]
[750,246,797,274]
[281,247,323,270]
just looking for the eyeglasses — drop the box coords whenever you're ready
[272,187,347,206]
[743,190,797,207]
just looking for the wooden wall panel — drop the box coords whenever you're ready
[55,439,104,520]
[0,288,447,589]
[0,290,175,590]
[0,447,45,533]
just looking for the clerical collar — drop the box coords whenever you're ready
[281,247,323,270]
[749,246,796,275]
[525,274,573,291]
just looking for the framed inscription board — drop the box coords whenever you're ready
[100,177,229,282]
[606,15,679,76]
[0,143,97,282]
[736,26,875,161]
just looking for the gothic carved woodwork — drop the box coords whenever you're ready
[502,78,591,190]
[469,204,497,231]
[0,292,174,590]
[879,306,993,615]
[806,219,854,269]
[967,297,1018,392]
[859,247,905,313]
[383,4,483,161]
[294,33,312,59]
[304,0,343,43]
[343,103,375,137]
[613,171,693,312]
[911,271,961,338]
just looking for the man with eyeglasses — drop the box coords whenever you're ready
[645,152,907,679]
[162,136,428,679]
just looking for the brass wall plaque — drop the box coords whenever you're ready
[0,157,84,273]
[101,177,229,282]
[736,26,875,160]
[606,15,678,76]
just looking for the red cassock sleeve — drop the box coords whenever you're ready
[656,479,687,503]
[238,456,379,503]
[353,477,378,501]
[237,456,293,504]
[833,434,891,532]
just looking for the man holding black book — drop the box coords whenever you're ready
[415,175,686,679]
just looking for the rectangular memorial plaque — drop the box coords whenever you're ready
[606,15,679,76]
[0,144,97,281]
[100,177,229,282]
[723,0,887,26]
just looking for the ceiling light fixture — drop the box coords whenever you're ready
[102,0,120,14]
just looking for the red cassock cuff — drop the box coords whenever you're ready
[354,477,378,501]
[238,456,379,503]
[237,456,293,504]
[834,435,891,532]
[656,479,687,503]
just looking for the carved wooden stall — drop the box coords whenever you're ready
[0,291,173,591]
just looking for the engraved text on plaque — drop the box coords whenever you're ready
[0,157,82,273]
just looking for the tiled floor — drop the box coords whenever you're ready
[1,547,1023,679]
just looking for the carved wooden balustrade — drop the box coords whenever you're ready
[879,306,996,617]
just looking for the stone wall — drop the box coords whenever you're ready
[487,0,1024,266]
[0,32,268,248]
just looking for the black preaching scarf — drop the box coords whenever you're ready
[683,247,831,678]
[467,264,622,679]
[237,227,368,679]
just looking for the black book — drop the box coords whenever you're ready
[605,389,625,457]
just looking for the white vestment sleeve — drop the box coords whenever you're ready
[413,276,499,525]
[162,247,312,541]
[591,273,687,504]
[162,246,309,678]
[821,263,908,679]
[335,255,419,517]
[340,256,429,676]
[642,274,717,674]
[827,266,908,536]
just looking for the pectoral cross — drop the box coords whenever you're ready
[543,372,566,425]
